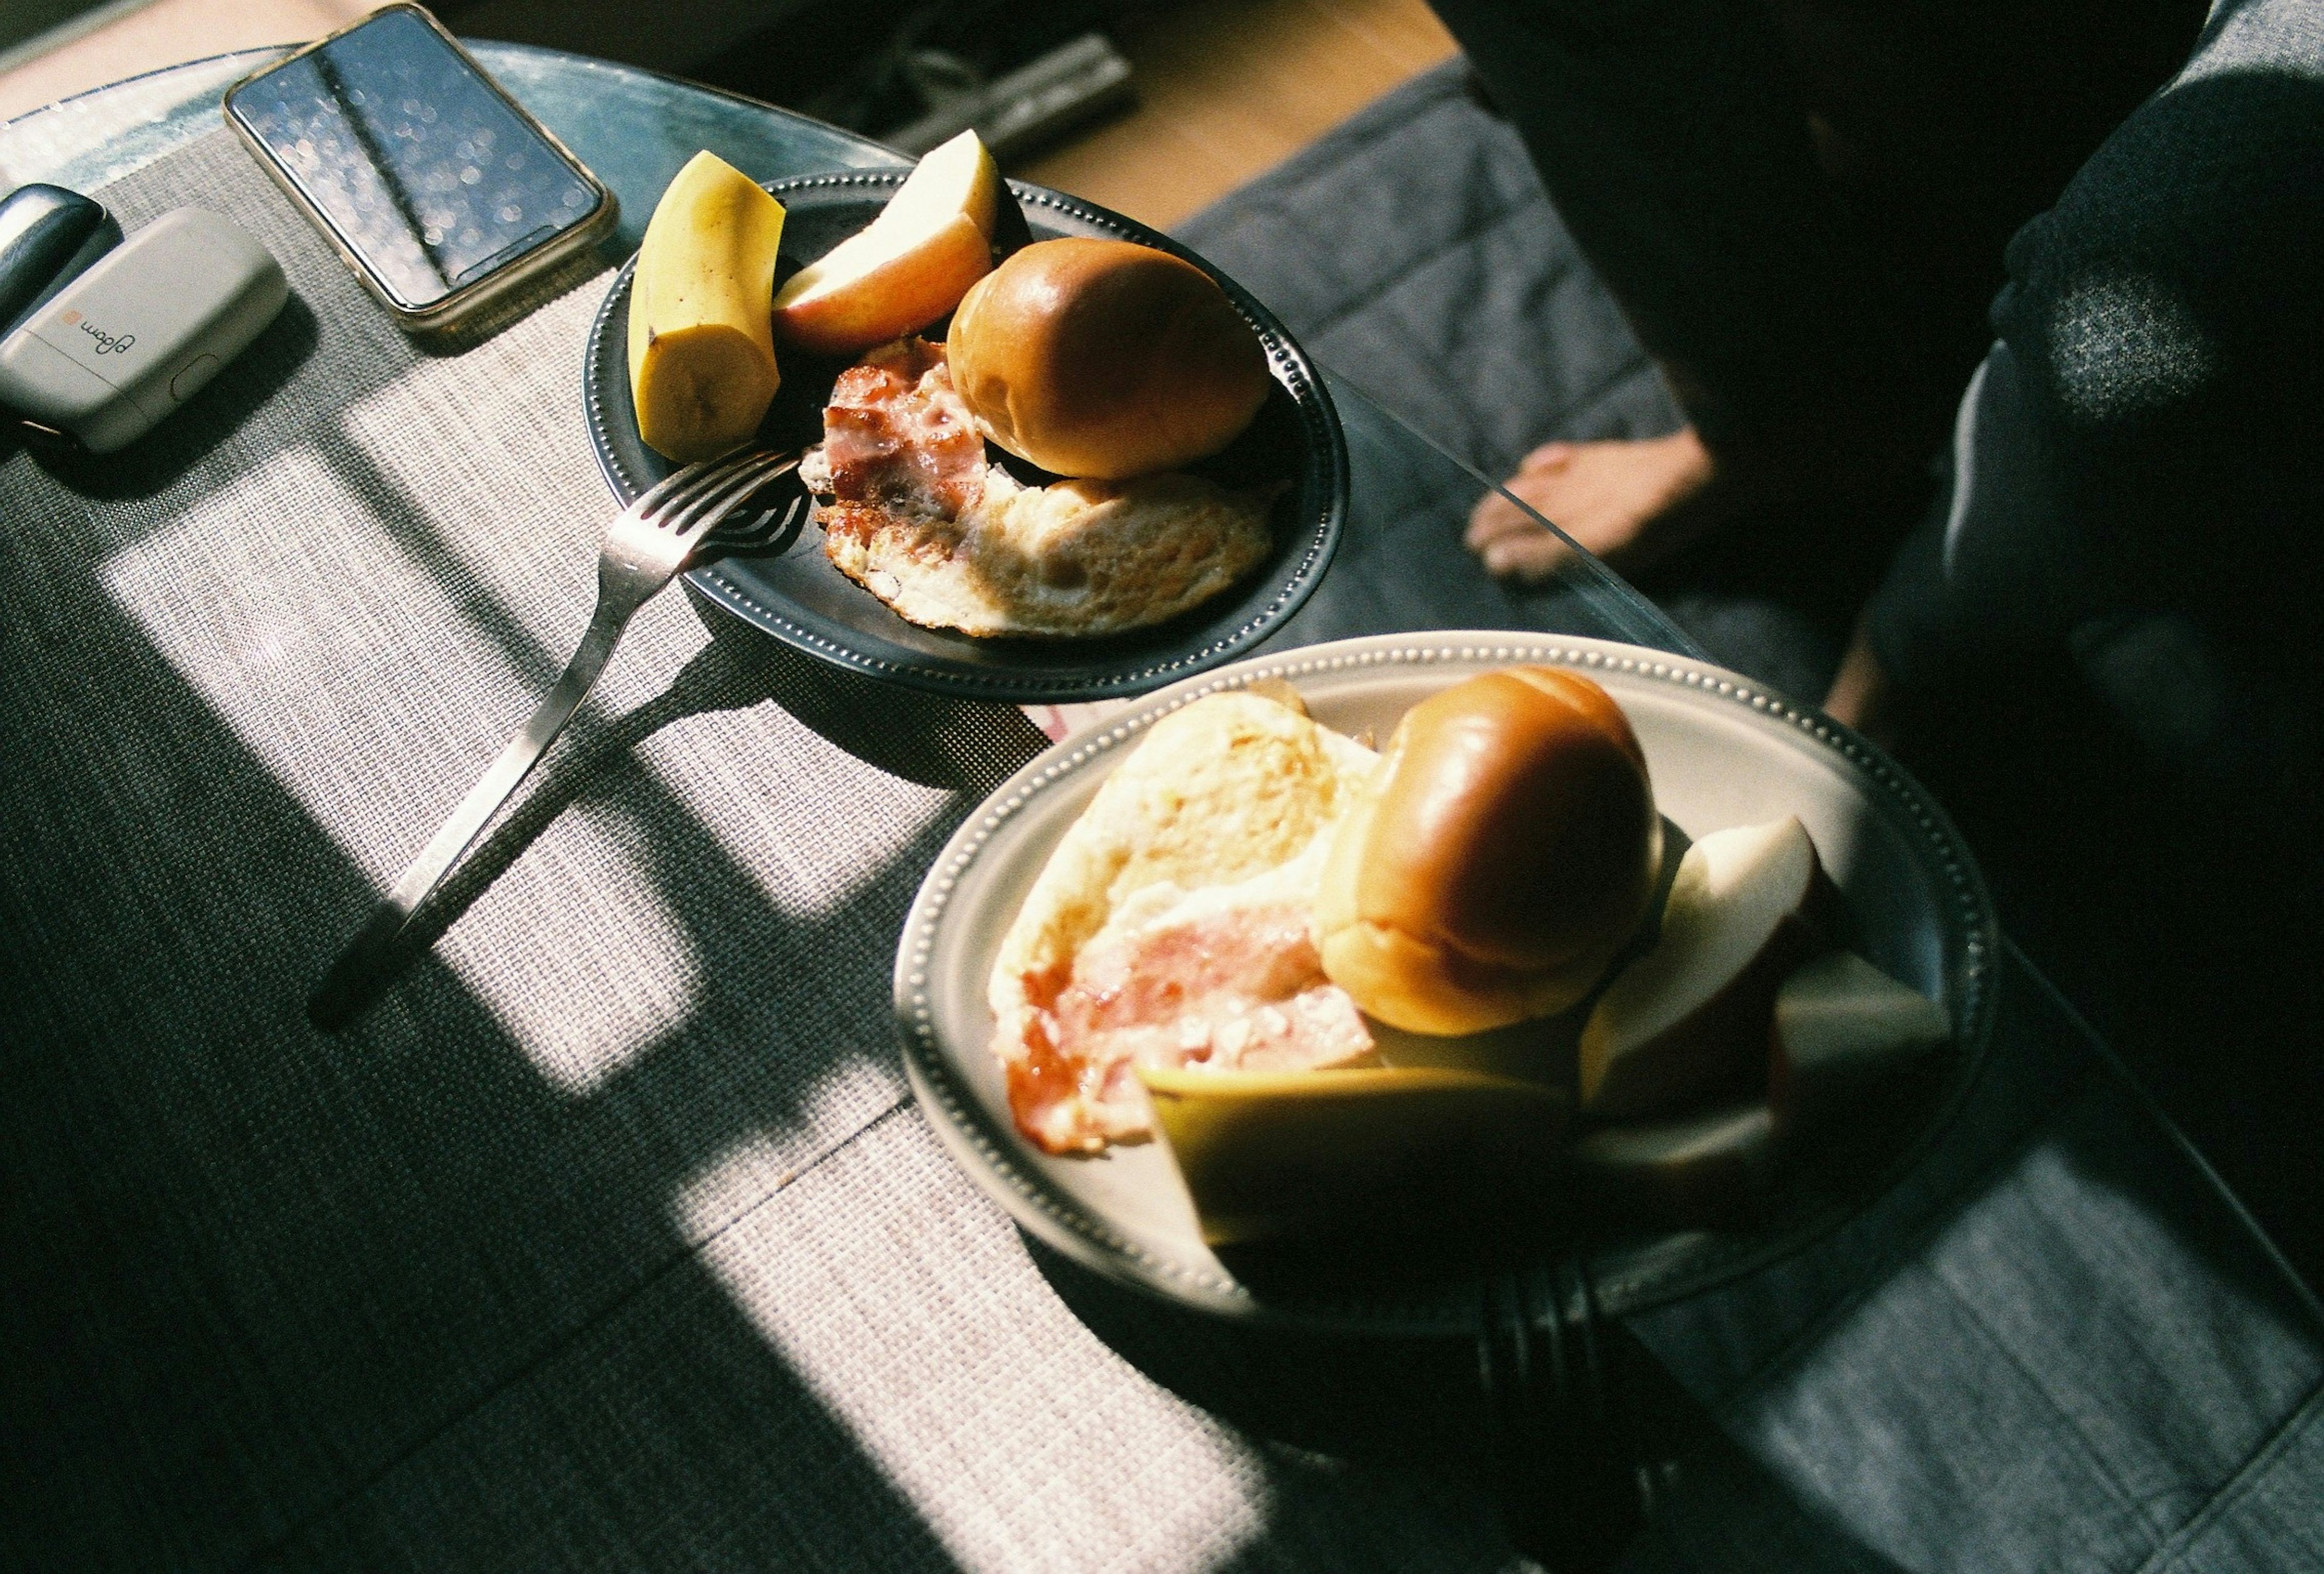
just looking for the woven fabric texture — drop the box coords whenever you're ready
[0,131,1537,1572]
[10,93,2324,1574]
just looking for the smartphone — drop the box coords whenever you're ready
[223,5,614,335]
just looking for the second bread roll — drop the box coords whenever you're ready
[1316,667,1662,1035]
[946,238,1271,480]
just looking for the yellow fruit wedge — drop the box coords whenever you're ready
[1138,1064,1570,1247]
[772,129,1002,356]
[629,150,786,462]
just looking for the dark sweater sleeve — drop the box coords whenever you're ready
[1866,1,2324,710]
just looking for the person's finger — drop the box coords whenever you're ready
[1466,500,1555,548]
[1517,441,1575,473]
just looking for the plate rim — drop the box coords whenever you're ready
[580,170,1350,701]
[893,631,2000,1333]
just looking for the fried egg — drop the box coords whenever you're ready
[987,690,1381,1153]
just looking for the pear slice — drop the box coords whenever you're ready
[1571,1101,1778,1229]
[1138,1064,1568,1247]
[1770,950,1949,1136]
[1578,816,1827,1120]
[772,130,1003,355]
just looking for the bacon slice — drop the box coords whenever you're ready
[812,336,985,519]
[1000,890,1374,1155]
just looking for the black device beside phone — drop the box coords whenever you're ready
[223,4,614,335]
[0,185,122,340]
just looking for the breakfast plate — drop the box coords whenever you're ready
[581,172,1348,702]
[893,633,1998,1333]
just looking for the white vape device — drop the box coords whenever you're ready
[0,208,287,454]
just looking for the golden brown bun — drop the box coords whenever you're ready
[1316,668,1662,1035]
[946,238,1272,480]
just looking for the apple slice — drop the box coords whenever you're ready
[1571,1101,1778,1229]
[1770,949,1949,1136]
[1578,816,1827,1120]
[772,129,1003,356]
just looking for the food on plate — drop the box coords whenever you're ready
[771,130,1003,356]
[1315,667,1663,1037]
[987,690,1378,1154]
[1571,1101,1777,1228]
[628,151,787,462]
[977,664,1959,1250]
[1578,816,1830,1120]
[1769,949,1949,1135]
[799,337,1275,637]
[1139,1063,1568,1245]
[626,143,1293,639]
[947,237,1272,479]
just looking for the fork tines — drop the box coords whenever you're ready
[635,448,802,546]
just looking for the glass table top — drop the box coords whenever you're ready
[0,42,1692,667]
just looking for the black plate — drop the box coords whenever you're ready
[581,172,1348,702]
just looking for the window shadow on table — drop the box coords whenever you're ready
[1028,1235,1911,1573]
[320,611,1043,1025]
[0,502,1000,1570]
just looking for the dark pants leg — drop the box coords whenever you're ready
[1426,0,2205,468]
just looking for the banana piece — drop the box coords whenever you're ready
[628,151,785,462]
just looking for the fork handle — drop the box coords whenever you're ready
[308,592,638,1029]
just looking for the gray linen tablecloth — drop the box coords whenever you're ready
[0,130,1525,1570]
[5,114,2322,1572]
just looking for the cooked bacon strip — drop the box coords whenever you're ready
[815,337,985,518]
[1002,898,1374,1155]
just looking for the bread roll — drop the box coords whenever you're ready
[1316,668,1661,1035]
[946,237,1271,480]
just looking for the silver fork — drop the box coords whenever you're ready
[310,447,801,1028]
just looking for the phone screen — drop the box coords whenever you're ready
[227,8,602,312]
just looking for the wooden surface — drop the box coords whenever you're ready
[1021,0,1458,229]
[0,0,366,125]
[2,0,1457,224]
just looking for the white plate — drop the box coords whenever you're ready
[893,633,1997,1333]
